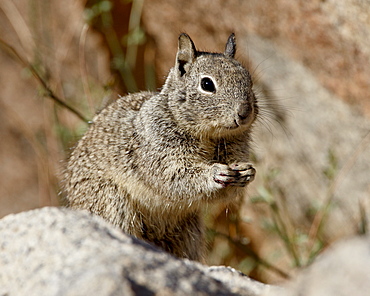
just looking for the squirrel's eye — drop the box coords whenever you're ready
[200,77,216,93]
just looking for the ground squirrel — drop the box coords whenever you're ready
[63,33,258,261]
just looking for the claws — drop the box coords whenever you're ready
[213,162,255,188]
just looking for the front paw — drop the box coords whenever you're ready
[212,162,256,188]
[230,162,256,185]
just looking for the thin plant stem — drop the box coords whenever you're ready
[101,9,138,92]
[0,0,36,59]
[269,204,301,267]
[0,38,89,123]
[79,23,94,115]
[308,129,370,254]
[125,0,144,69]
[212,230,290,280]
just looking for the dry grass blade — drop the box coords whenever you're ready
[79,23,94,115]
[0,0,36,59]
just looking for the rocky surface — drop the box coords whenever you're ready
[0,207,277,296]
[1,207,370,296]
[281,235,370,296]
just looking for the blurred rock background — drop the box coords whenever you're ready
[0,0,369,284]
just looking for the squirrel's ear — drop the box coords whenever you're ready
[224,33,236,58]
[176,33,197,77]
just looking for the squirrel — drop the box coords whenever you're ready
[63,33,258,261]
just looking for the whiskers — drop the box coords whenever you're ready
[246,53,299,139]
[254,84,294,138]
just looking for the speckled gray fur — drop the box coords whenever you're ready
[63,33,258,261]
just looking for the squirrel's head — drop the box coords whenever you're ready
[165,33,258,139]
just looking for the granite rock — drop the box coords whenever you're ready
[0,207,275,296]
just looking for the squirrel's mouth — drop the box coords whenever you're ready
[229,120,240,129]
[198,115,255,138]
[213,119,253,134]
[230,114,255,130]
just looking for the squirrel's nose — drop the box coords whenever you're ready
[237,103,250,121]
